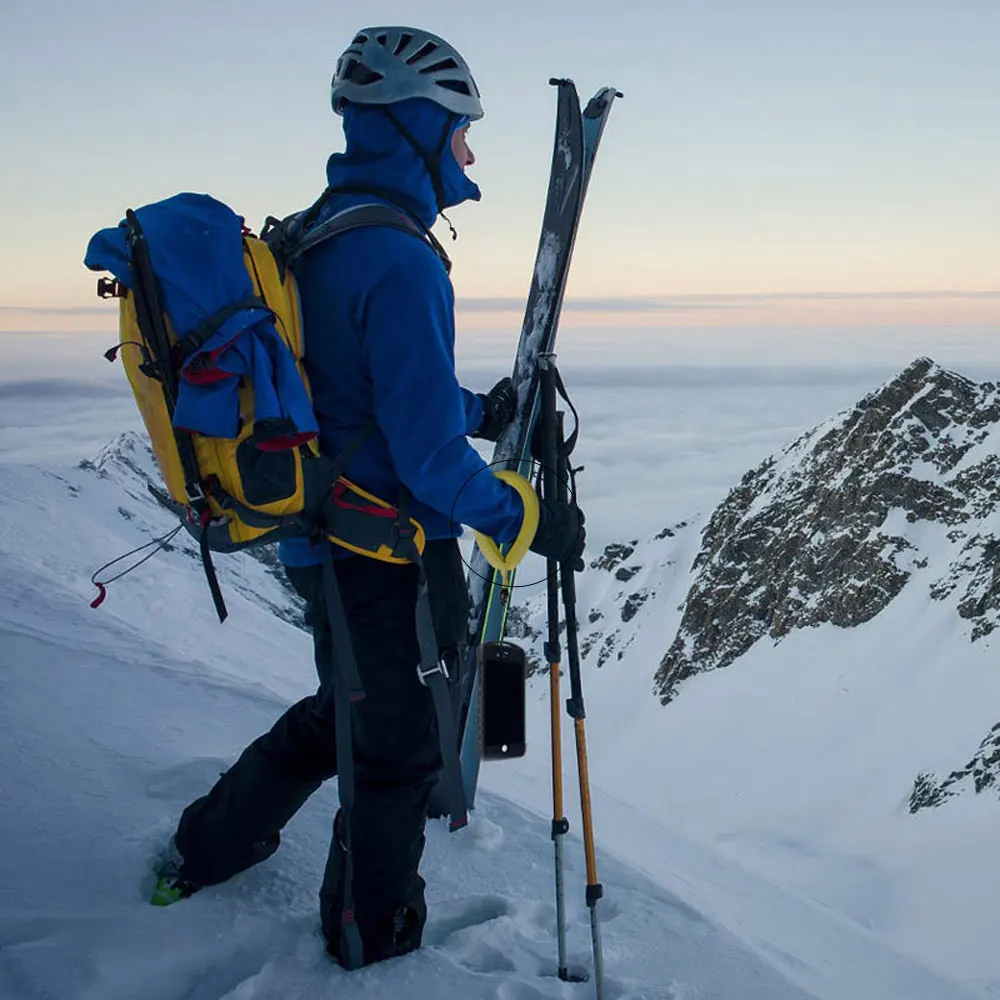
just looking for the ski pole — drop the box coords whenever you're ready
[539,355,605,996]
[561,448,605,998]
[539,355,572,982]
[552,378,605,999]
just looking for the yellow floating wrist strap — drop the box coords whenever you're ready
[473,470,540,583]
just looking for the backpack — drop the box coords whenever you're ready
[84,191,443,619]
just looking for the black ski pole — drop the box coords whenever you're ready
[540,354,605,997]
[539,354,576,983]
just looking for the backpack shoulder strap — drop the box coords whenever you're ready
[264,202,452,276]
[295,203,420,256]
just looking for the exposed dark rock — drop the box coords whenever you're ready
[621,590,652,623]
[504,603,543,646]
[504,605,544,676]
[596,632,620,669]
[911,722,1000,812]
[654,359,1000,703]
[592,541,639,573]
[580,632,600,660]
[908,772,955,812]
[930,532,1000,641]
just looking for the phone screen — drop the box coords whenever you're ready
[480,643,526,758]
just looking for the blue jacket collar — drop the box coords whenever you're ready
[326,98,481,230]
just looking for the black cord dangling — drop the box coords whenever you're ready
[90,524,184,608]
[439,211,459,241]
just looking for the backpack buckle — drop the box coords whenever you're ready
[417,659,450,686]
[97,276,123,299]
[393,521,420,561]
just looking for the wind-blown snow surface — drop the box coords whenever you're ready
[0,446,822,1000]
[1,388,994,996]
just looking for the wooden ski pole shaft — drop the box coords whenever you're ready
[560,509,605,999]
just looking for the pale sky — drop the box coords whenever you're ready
[1,0,998,330]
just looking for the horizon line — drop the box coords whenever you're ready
[4,289,1000,317]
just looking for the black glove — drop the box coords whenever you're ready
[474,377,517,442]
[529,499,586,572]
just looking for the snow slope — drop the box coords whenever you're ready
[0,427,988,999]
[499,361,1000,994]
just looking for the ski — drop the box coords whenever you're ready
[451,80,622,810]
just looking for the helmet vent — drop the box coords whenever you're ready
[437,79,471,96]
[376,33,389,47]
[419,57,459,75]
[406,41,439,65]
[352,34,368,44]
[393,32,413,55]
[344,59,383,86]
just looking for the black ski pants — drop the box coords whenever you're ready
[174,552,447,965]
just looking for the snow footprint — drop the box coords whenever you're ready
[424,894,513,946]
[427,895,529,977]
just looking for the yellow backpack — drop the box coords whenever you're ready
[85,193,435,619]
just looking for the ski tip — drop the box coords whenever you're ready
[549,77,573,88]
[583,87,624,119]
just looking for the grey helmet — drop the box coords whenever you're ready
[331,27,484,121]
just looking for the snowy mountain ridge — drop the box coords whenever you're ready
[505,359,1000,826]
[656,356,1000,701]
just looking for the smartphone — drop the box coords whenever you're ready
[477,641,526,760]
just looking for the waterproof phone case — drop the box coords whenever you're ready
[477,640,527,760]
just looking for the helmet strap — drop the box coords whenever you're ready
[380,107,458,233]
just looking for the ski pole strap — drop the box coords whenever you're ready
[473,470,540,586]
[553,367,580,461]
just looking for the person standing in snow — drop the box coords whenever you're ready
[155,26,586,968]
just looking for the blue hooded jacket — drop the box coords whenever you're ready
[279,98,524,566]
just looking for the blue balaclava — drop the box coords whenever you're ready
[327,98,481,230]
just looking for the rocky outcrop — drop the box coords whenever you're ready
[653,359,1000,703]
[910,722,1000,812]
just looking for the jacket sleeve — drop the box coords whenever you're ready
[461,387,485,436]
[361,246,523,542]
